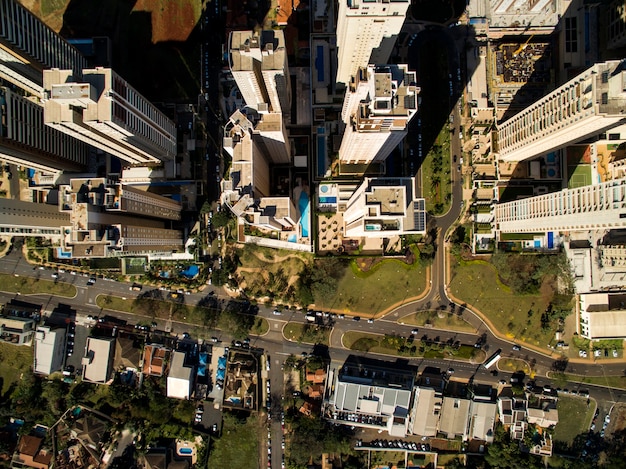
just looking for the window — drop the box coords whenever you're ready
[565,17,577,53]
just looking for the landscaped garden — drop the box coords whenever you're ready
[313,254,427,315]
[283,322,331,346]
[422,126,452,215]
[448,252,573,348]
[342,331,482,361]
[399,310,477,333]
[0,273,76,297]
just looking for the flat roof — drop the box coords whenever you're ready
[83,337,114,383]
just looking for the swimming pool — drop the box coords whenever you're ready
[179,447,193,455]
[180,265,199,278]
[299,192,310,238]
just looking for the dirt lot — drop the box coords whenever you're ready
[134,0,201,43]
[608,402,626,435]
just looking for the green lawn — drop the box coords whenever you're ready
[558,373,626,390]
[283,322,331,346]
[497,358,531,375]
[0,342,33,396]
[552,396,595,445]
[399,310,477,333]
[342,331,482,361]
[207,413,259,469]
[0,273,76,297]
[314,258,427,315]
[448,258,552,347]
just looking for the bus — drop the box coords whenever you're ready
[482,349,502,370]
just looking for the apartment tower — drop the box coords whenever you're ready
[339,64,419,165]
[496,60,626,162]
[335,0,410,86]
[494,178,626,233]
[228,30,291,116]
[42,68,177,165]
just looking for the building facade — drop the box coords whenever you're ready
[228,30,291,116]
[0,0,87,94]
[43,68,177,165]
[0,87,90,172]
[494,177,626,233]
[495,60,626,162]
[335,0,410,85]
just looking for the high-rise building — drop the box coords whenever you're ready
[0,87,90,171]
[342,177,426,238]
[494,178,626,233]
[0,0,87,96]
[228,30,291,116]
[335,0,410,85]
[58,177,183,258]
[222,110,299,239]
[0,0,92,172]
[339,64,419,165]
[495,60,626,162]
[42,67,177,165]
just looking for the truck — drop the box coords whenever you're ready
[482,349,502,370]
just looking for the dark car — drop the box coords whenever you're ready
[353,316,361,322]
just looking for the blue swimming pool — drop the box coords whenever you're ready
[179,447,193,455]
[180,265,199,278]
[299,192,310,238]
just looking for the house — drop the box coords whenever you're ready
[306,368,327,384]
[527,407,559,428]
[439,396,471,440]
[10,435,52,469]
[82,337,115,384]
[142,344,169,376]
[467,400,497,443]
[0,316,35,345]
[167,351,194,400]
[498,395,527,440]
[409,387,442,437]
[33,326,66,375]
[71,414,109,463]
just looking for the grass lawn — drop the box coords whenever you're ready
[342,331,481,361]
[497,358,531,375]
[283,322,331,345]
[552,396,595,445]
[208,413,260,469]
[314,258,427,315]
[0,273,76,297]
[559,373,626,390]
[399,310,477,333]
[448,258,553,347]
[0,342,33,397]
[250,318,269,336]
[236,245,310,302]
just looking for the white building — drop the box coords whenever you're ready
[323,359,416,437]
[339,65,419,165]
[496,60,626,162]
[42,68,177,165]
[342,177,426,238]
[494,177,626,233]
[579,292,626,339]
[408,387,443,437]
[335,0,410,85]
[467,400,497,443]
[82,337,115,384]
[34,326,66,375]
[439,397,471,440]
[228,30,291,116]
[167,351,194,400]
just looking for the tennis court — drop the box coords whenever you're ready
[568,164,592,189]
